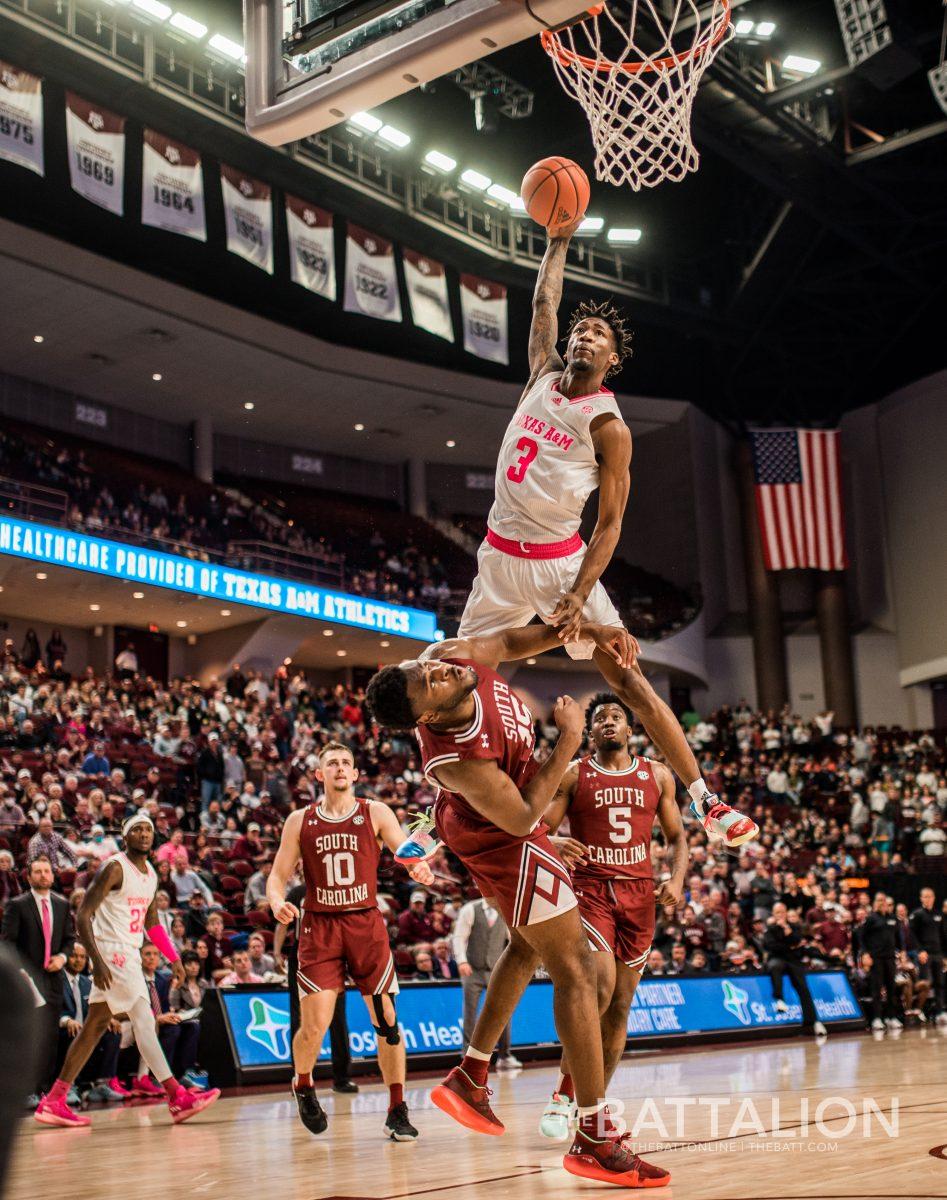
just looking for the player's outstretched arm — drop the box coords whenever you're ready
[653,763,689,908]
[76,858,123,992]
[369,800,435,887]
[553,417,632,643]
[436,697,584,836]
[429,622,638,672]
[523,225,581,392]
[267,809,303,924]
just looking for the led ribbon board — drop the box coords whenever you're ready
[0,515,437,641]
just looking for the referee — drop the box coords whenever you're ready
[273,882,357,1093]
[910,887,947,1024]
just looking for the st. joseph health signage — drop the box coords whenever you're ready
[0,516,437,641]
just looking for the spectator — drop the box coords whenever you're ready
[27,817,78,871]
[232,822,268,865]
[45,629,67,669]
[855,893,900,1032]
[155,829,189,867]
[643,949,667,976]
[412,949,437,981]
[196,733,224,813]
[58,941,125,1102]
[0,850,22,904]
[20,628,41,671]
[140,944,201,1085]
[1,856,73,1105]
[910,887,947,1024]
[243,861,272,912]
[170,851,212,905]
[0,788,26,835]
[247,932,277,976]
[452,897,518,1069]
[200,912,234,982]
[430,937,459,980]
[219,949,264,987]
[81,741,110,779]
[398,891,436,944]
[919,813,947,857]
[764,902,826,1037]
[114,642,138,679]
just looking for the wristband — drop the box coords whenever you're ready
[146,924,180,963]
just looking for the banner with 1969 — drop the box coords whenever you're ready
[66,92,125,215]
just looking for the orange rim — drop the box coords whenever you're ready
[541,0,731,76]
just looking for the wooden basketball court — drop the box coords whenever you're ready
[11,1030,947,1200]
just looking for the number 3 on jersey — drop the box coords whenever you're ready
[507,436,538,484]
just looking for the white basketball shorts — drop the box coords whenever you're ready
[457,539,622,660]
[88,941,150,1013]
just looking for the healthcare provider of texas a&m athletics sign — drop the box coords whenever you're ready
[0,516,436,641]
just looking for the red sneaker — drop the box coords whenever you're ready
[130,1074,165,1098]
[430,1067,504,1136]
[169,1085,221,1124]
[34,1095,92,1129]
[563,1130,671,1188]
[690,796,759,849]
[107,1077,133,1099]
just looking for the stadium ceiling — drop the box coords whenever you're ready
[0,0,944,426]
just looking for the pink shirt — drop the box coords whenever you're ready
[155,840,188,866]
[219,970,264,987]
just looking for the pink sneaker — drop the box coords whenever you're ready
[34,1095,92,1128]
[107,1077,133,1099]
[131,1074,165,1098]
[169,1085,221,1124]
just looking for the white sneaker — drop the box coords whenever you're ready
[496,1053,521,1070]
[538,1092,575,1140]
[774,1000,789,1014]
[886,1018,903,1030]
[813,1021,828,1037]
[871,1018,885,1031]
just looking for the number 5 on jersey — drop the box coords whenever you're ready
[507,436,538,484]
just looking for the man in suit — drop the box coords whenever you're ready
[1,855,74,1103]
[140,943,202,1084]
[59,941,125,1101]
[452,897,519,1069]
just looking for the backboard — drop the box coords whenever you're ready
[243,0,595,146]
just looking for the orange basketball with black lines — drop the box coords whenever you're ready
[520,156,590,235]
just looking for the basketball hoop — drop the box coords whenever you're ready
[541,0,733,191]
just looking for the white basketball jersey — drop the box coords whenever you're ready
[92,853,157,948]
[487,372,623,543]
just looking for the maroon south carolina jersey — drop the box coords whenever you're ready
[299,798,380,913]
[417,659,538,826]
[569,754,662,882]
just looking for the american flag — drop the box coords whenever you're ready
[750,429,847,572]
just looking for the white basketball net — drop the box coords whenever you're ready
[542,0,733,191]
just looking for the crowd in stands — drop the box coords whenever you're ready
[0,635,945,1102]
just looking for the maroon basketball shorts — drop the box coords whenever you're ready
[573,875,655,970]
[434,802,577,929]
[296,907,398,997]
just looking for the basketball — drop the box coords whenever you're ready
[520,157,590,234]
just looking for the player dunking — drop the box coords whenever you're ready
[538,692,688,1138]
[457,222,756,849]
[35,812,220,1128]
[366,621,671,1187]
[266,741,434,1141]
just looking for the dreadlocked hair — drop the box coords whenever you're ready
[365,665,416,732]
[566,299,634,380]
[585,691,634,731]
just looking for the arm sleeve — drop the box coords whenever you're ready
[452,903,475,965]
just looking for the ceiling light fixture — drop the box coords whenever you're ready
[244,401,254,411]
[89,604,100,612]
[35,572,47,580]
[323,629,334,636]
[132,0,171,18]
[783,54,821,75]
[378,124,411,148]
[132,591,144,599]
[446,439,456,448]
[207,33,244,60]
[486,183,518,205]
[169,10,207,36]
[349,111,383,133]
[220,608,231,616]
[734,17,754,34]
[526,657,537,665]
[380,640,390,647]
[755,21,776,37]
[607,227,643,244]
[33,334,44,344]
[424,150,457,172]
[152,372,162,382]
[353,423,365,431]
[460,168,491,191]
[176,620,187,628]
[336,649,347,657]
[577,216,604,234]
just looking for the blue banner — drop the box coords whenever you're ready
[0,515,437,641]
[219,971,861,1068]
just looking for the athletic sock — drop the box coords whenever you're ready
[558,1073,575,1101]
[294,1072,312,1091]
[460,1053,490,1088]
[577,1102,615,1141]
[48,1079,70,1102]
[388,1083,404,1112]
[687,779,713,812]
[162,1076,180,1099]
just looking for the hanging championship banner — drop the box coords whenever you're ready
[141,130,206,241]
[460,274,508,364]
[286,196,335,299]
[0,62,44,176]
[65,92,125,215]
[403,248,453,342]
[221,164,273,273]
[343,224,402,323]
